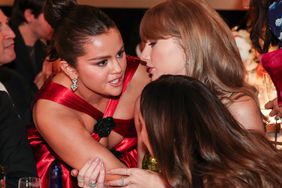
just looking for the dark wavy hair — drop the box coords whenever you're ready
[44,0,116,67]
[248,0,279,53]
[140,75,282,188]
[11,0,46,26]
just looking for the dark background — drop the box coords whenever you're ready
[0,6,247,56]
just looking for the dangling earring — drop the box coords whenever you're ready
[70,78,78,92]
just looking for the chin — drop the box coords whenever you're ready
[109,89,123,97]
[151,74,161,81]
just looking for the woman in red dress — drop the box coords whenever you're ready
[27,0,150,187]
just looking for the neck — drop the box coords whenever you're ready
[18,23,38,46]
[77,88,109,110]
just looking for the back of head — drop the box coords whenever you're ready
[140,74,282,187]
[11,0,46,26]
[140,0,248,97]
[44,0,116,67]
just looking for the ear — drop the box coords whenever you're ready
[60,61,78,79]
[23,9,35,23]
[138,112,146,133]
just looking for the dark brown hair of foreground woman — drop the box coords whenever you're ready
[140,75,282,188]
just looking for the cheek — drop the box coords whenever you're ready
[120,56,127,70]
[78,66,107,86]
[4,48,15,60]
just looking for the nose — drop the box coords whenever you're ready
[140,44,151,65]
[111,58,123,74]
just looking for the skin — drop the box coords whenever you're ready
[76,35,265,188]
[19,10,53,46]
[141,38,186,80]
[141,37,264,134]
[265,98,282,118]
[33,28,150,178]
[0,10,16,64]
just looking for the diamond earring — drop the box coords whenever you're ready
[70,78,78,92]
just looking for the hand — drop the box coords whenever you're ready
[265,98,282,118]
[106,168,167,188]
[34,58,54,89]
[75,158,105,188]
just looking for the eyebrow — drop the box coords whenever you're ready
[86,45,125,61]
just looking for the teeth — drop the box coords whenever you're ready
[110,79,119,84]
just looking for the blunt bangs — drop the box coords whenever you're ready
[140,3,175,41]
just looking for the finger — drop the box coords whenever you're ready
[77,174,84,188]
[83,158,101,187]
[79,159,96,176]
[78,159,95,187]
[269,109,278,117]
[265,100,275,109]
[97,161,105,186]
[86,159,102,184]
[106,176,130,187]
[71,169,79,177]
[107,168,131,176]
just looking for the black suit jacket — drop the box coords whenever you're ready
[0,91,37,187]
[0,67,34,125]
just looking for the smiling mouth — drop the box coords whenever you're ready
[109,77,123,87]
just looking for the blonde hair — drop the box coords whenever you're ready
[140,0,257,102]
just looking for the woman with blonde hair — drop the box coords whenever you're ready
[138,0,264,133]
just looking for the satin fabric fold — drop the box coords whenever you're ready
[28,56,140,188]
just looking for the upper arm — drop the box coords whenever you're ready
[228,95,265,134]
[33,100,125,170]
[128,63,150,96]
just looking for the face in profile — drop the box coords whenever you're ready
[141,37,187,80]
[0,10,16,64]
[75,28,127,97]
[31,13,53,41]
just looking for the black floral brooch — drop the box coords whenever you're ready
[93,117,116,138]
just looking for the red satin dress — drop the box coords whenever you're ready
[27,56,140,188]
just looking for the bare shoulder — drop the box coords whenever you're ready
[115,63,150,118]
[33,99,86,140]
[228,95,265,134]
[128,63,150,94]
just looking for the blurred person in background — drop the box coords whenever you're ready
[248,0,282,118]
[5,0,53,91]
[0,8,37,187]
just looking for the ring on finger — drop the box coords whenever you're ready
[78,177,84,183]
[88,180,96,188]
